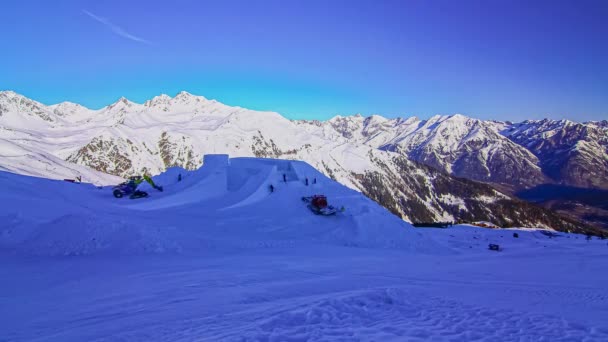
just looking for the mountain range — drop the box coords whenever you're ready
[1,90,605,234]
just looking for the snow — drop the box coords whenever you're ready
[0,138,122,185]
[439,193,466,210]
[0,90,550,223]
[1,155,607,341]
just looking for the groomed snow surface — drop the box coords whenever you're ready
[1,155,607,341]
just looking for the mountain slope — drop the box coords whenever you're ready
[502,119,608,189]
[0,90,599,232]
[303,114,548,189]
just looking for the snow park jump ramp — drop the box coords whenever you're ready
[130,154,231,210]
[131,155,289,211]
[132,156,328,212]
[127,155,440,252]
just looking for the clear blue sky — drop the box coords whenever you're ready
[1,0,606,121]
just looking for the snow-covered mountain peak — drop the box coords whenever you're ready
[173,90,208,103]
[327,114,368,139]
[425,114,446,125]
[52,100,83,107]
[155,94,172,101]
[0,90,54,121]
[330,113,369,123]
[0,90,19,97]
[559,119,576,127]
[144,94,172,108]
[136,92,217,113]
[106,97,140,112]
[586,120,608,129]
[175,90,194,97]
[49,101,90,117]
[364,114,390,124]
[398,116,420,125]
[110,96,132,106]
[0,90,33,104]
[447,113,469,122]
[430,114,472,125]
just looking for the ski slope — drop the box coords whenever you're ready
[1,156,607,341]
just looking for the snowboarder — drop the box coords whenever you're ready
[305,177,309,186]
[283,174,287,183]
[269,184,274,193]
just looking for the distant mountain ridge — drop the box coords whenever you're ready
[0,90,603,234]
[502,119,608,189]
[298,113,607,191]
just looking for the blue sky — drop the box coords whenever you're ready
[0,0,606,121]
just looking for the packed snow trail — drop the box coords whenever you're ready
[1,156,607,341]
[2,241,607,341]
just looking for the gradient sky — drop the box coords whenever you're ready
[1,0,606,121]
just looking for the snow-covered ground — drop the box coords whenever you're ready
[1,156,607,341]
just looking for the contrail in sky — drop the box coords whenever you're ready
[83,10,152,45]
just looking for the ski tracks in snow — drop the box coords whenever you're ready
[77,286,608,342]
[225,288,608,342]
[4,250,603,342]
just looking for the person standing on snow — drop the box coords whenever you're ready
[283,174,287,183]
[305,177,309,186]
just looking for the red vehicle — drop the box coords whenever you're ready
[302,194,337,216]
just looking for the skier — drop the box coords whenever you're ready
[269,184,274,193]
[313,178,317,184]
[283,174,287,183]
[305,177,309,186]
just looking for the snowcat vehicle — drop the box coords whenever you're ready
[112,182,149,199]
[302,194,337,215]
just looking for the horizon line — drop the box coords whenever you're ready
[1,89,604,124]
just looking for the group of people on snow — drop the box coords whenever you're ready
[270,174,317,193]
